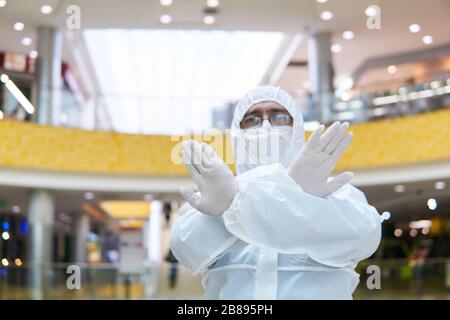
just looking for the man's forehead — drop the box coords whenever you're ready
[245,101,286,114]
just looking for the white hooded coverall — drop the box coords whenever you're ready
[170,86,384,299]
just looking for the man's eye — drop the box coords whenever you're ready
[242,117,261,127]
[272,113,289,122]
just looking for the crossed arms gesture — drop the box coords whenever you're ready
[180,121,353,216]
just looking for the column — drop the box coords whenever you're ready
[27,189,55,300]
[308,32,335,123]
[35,26,63,125]
[145,201,163,298]
[74,214,90,263]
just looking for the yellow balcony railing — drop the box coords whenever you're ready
[0,109,449,175]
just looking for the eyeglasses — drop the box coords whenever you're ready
[240,112,293,129]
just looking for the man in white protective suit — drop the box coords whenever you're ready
[170,86,386,300]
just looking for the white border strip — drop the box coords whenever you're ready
[0,166,192,192]
[351,160,450,186]
[0,159,448,192]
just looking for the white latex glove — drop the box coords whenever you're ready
[179,140,238,216]
[287,121,354,198]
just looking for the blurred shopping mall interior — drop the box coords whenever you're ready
[0,0,449,299]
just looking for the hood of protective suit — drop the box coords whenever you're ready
[230,86,304,174]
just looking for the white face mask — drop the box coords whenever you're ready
[242,120,293,166]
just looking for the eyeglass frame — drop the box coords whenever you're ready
[239,102,294,129]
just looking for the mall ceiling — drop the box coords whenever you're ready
[0,0,448,32]
[0,0,449,93]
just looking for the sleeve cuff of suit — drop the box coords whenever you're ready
[170,211,239,275]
